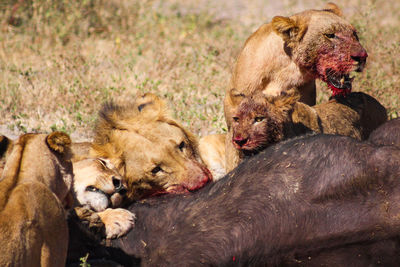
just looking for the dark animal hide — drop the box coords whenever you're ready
[68,134,400,266]
[369,117,400,147]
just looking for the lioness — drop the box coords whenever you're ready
[1,134,134,240]
[90,93,212,201]
[0,132,73,267]
[72,157,135,239]
[224,3,368,129]
[202,90,387,174]
[227,90,386,171]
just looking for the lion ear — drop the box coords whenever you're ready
[323,2,343,17]
[136,93,155,113]
[136,93,157,112]
[229,88,245,106]
[97,157,117,171]
[136,93,169,117]
[97,157,109,169]
[268,89,300,114]
[272,16,307,47]
[46,131,71,154]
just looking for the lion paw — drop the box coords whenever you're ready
[73,206,104,229]
[97,208,136,239]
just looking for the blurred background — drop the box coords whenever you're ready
[0,0,399,140]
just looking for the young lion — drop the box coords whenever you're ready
[72,158,135,239]
[1,134,135,240]
[224,3,368,130]
[90,93,213,201]
[0,132,73,267]
[224,90,387,171]
[201,90,387,174]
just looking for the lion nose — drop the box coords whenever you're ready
[233,136,248,148]
[351,49,368,70]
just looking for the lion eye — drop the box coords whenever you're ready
[86,186,98,192]
[151,166,162,175]
[232,117,239,122]
[324,33,336,39]
[254,117,265,122]
[178,141,185,152]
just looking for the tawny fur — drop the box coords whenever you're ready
[70,141,92,162]
[72,158,135,239]
[224,2,367,130]
[90,93,212,201]
[198,134,226,180]
[1,135,134,241]
[221,90,386,172]
[0,132,73,267]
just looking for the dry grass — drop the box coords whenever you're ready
[0,0,399,141]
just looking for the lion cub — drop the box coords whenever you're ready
[201,90,387,174]
[72,157,135,239]
[227,90,387,171]
[0,132,73,267]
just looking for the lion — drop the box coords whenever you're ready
[73,158,127,211]
[198,133,226,180]
[0,132,73,267]
[227,90,386,171]
[202,90,387,173]
[224,3,368,130]
[90,93,213,201]
[70,141,92,162]
[72,157,135,239]
[1,134,134,240]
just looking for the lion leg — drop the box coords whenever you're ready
[198,134,227,180]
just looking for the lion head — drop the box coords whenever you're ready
[231,91,298,153]
[272,3,367,96]
[73,158,128,212]
[90,93,212,201]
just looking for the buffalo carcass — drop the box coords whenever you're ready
[68,134,400,266]
[369,117,400,147]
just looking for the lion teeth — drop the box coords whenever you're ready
[340,77,345,86]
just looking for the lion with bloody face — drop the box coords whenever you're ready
[90,93,212,202]
[224,3,368,130]
[223,90,386,172]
